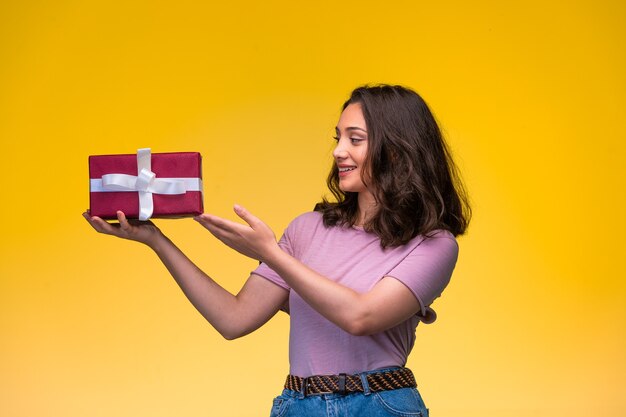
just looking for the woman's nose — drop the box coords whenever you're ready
[333,140,347,159]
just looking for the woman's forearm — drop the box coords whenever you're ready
[148,234,285,340]
[264,248,418,336]
[148,233,238,337]
[263,247,373,335]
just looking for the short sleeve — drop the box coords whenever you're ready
[386,233,459,323]
[251,223,296,291]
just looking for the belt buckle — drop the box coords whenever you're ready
[337,373,347,395]
[302,376,310,397]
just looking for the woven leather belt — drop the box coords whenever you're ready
[284,367,416,396]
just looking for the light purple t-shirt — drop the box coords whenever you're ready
[252,211,458,377]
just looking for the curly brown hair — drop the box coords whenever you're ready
[315,84,471,248]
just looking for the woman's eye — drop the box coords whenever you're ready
[333,136,364,144]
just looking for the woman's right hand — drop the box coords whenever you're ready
[82,210,163,247]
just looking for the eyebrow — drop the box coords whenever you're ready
[335,126,368,133]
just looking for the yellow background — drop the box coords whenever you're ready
[1,1,624,416]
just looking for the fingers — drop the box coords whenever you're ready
[195,207,267,238]
[192,207,277,262]
[195,213,236,232]
[82,211,120,235]
[194,213,218,233]
[117,211,133,232]
[195,213,252,245]
[82,211,100,231]
[194,213,216,230]
[233,204,262,229]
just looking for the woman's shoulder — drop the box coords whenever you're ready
[284,211,324,233]
[396,228,458,253]
[426,229,458,242]
[292,210,323,222]
[410,229,459,255]
[288,210,323,226]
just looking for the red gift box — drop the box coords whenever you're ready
[89,148,203,220]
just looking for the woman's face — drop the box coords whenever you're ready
[333,103,371,195]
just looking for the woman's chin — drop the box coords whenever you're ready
[338,185,353,193]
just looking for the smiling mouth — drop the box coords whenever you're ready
[338,166,356,172]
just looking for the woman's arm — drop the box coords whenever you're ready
[83,211,288,340]
[195,206,422,336]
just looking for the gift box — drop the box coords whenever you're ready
[89,148,203,220]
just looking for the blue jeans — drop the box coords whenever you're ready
[269,368,429,417]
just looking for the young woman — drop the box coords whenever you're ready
[84,84,470,417]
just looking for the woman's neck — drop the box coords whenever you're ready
[356,191,377,226]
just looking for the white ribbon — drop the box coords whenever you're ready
[90,148,202,221]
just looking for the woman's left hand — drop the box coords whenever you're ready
[194,205,280,263]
